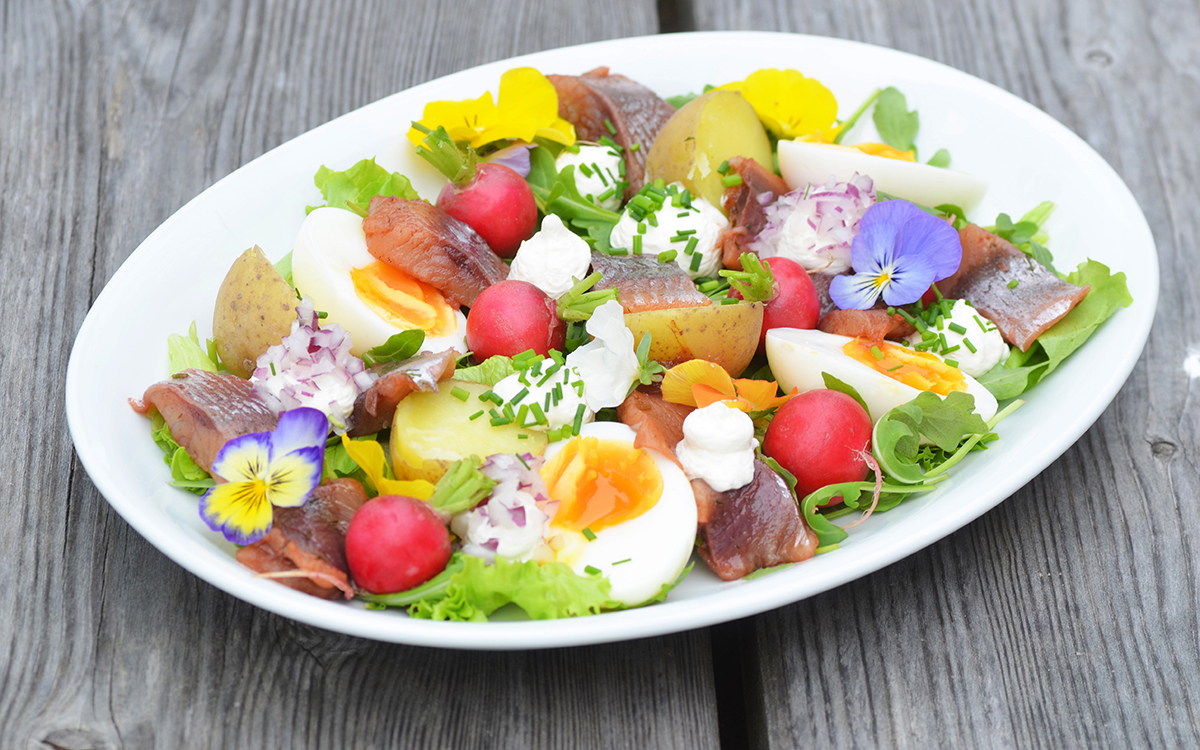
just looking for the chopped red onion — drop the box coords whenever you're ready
[751,173,876,274]
[251,298,375,434]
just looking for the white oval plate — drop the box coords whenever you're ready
[66,31,1157,650]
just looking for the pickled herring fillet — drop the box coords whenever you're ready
[694,460,818,581]
[548,67,676,200]
[590,252,711,313]
[346,349,457,437]
[616,388,694,469]
[132,369,277,473]
[718,156,791,270]
[363,196,508,308]
[938,224,1090,351]
[236,478,369,600]
[819,308,915,342]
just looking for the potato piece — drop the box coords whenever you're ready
[213,246,298,378]
[389,380,548,483]
[644,91,774,211]
[625,302,763,376]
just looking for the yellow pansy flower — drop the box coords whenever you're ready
[407,67,575,149]
[340,434,435,500]
[718,69,840,141]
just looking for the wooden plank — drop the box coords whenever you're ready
[0,1,724,747]
[694,0,1200,747]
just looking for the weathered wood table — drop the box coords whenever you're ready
[4,0,1195,747]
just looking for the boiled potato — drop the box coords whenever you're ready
[644,91,774,211]
[625,301,763,376]
[390,380,548,483]
[213,246,297,378]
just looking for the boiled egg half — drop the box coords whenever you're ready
[292,207,467,357]
[540,421,697,607]
[777,139,988,213]
[765,328,998,423]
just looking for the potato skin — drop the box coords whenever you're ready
[624,302,763,376]
[213,246,298,378]
[644,91,774,212]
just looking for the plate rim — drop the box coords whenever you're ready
[66,30,1158,650]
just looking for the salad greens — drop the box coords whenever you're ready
[307,157,420,217]
[872,86,921,156]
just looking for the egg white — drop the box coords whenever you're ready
[542,422,697,607]
[765,328,998,423]
[291,207,467,357]
[777,140,989,213]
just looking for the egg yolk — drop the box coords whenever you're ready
[351,261,458,337]
[798,135,916,162]
[843,338,966,395]
[540,437,663,533]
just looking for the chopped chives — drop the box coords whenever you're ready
[1007,279,1020,289]
[604,118,616,135]
[632,235,643,255]
[518,434,528,439]
[515,453,531,469]
[677,211,690,218]
[578,162,594,177]
[511,387,529,404]
[516,404,529,426]
[609,247,628,256]
[658,250,677,263]
[887,364,904,372]
[469,410,485,421]
[585,565,601,574]
[722,174,743,187]
[582,528,597,541]
[963,338,977,353]
[598,135,619,149]
[720,297,739,305]
[717,159,730,174]
[973,314,990,332]
[675,228,697,236]
[870,345,884,360]
[647,213,658,227]
[593,164,608,186]
[490,415,512,426]
[684,236,699,255]
[573,404,586,435]
[945,358,960,368]
[671,234,689,244]
[612,558,631,565]
[948,322,968,334]
[530,402,548,425]
[597,186,617,202]
[450,386,469,402]
[689,251,703,272]
[943,344,960,355]
[637,221,647,234]
[502,403,514,419]
[629,143,640,152]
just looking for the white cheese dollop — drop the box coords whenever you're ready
[556,144,625,211]
[565,300,640,410]
[608,182,729,279]
[491,362,594,431]
[908,299,1009,377]
[507,214,592,299]
[675,402,758,492]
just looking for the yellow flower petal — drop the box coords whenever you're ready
[719,69,838,140]
[201,481,274,545]
[265,451,325,509]
[340,435,435,500]
[407,67,575,150]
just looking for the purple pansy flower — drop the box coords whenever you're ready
[828,200,962,310]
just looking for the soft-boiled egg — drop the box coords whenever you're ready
[765,328,998,423]
[777,140,988,213]
[292,207,467,357]
[540,422,697,607]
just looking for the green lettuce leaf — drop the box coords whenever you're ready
[979,259,1132,400]
[361,330,425,367]
[149,410,213,494]
[872,87,919,156]
[526,147,620,252]
[453,356,518,386]
[408,555,618,621]
[167,322,218,376]
[307,158,421,216]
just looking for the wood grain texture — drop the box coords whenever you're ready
[0,1,725,748]
[694,0,1200,747]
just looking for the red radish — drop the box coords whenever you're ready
[757,257,820,350]
[466,280,565,360]
[763,390,872,505]
[414,124,537,257]
[345,495,451,594]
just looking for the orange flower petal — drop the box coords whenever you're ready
[661,360,736,407]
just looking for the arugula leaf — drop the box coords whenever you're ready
[800,480,936,546]
[926,149,951,168]
[872,87,919,156]
[407,555,618,621]
[274,252,294,287]
[361,330,425,367]
[167,322,218,376]
[359,553,468,608]
[527,147,621,252]
[821,373,871,421]
[307,158,421,217]
[453,355,518,386]
[979,259,1132,400]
